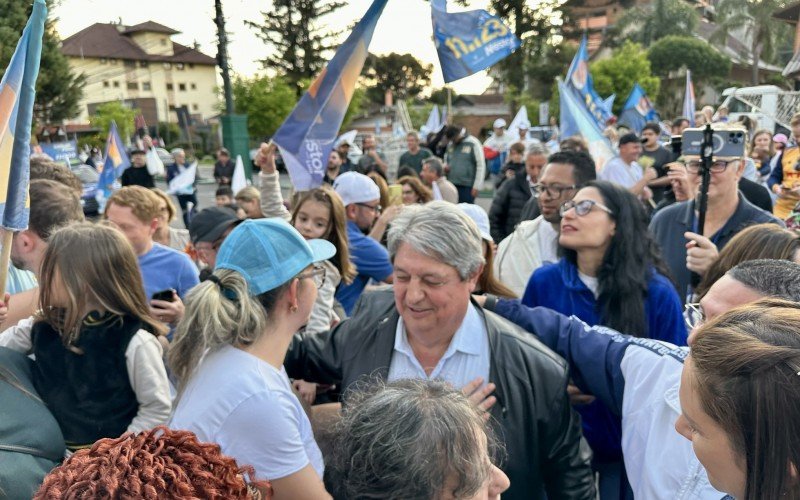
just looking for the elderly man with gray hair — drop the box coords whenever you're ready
[286,201,595,500]
[420,157,458,203]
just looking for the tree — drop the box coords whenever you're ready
[429,87,458,106]
[710,0,785,85]
[246,0,345,96]
[591,42,660,115]
[89,102,137,140]
[230,75,298,140]
[648,36,732,114]
[0,0,85,125]
[361,53,432,104]
[608,0,699,48]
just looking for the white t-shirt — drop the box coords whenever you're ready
[169,345,323,481]
[536,220,559,266]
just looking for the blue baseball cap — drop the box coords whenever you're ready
[215,218,336,296]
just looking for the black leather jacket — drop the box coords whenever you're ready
[286,290,595,500]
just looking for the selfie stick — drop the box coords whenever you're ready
[690,124,714,288]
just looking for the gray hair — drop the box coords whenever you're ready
[422,157,444,177]
[171,148,185,158]
[387,201,484,280]
[329,378,499,499]
[727,259,800,302]
[527,143,548,157]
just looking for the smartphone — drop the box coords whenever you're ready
[681,128,746,158]
[151,289,175,302]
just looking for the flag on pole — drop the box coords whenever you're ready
[231,155,247,195]
[166,161,197,195]
[558,80,613,171]
[618,83,660,133]
[602,94,616,114]
[97,121,130,199]
[420,105,441,136]
[272,0,389,190]
[565,35,614,129]
[682,70,696,126]
[0,0,46,230]
[506,105,529,139]
[431,0,521,83]
[335,130,363,156]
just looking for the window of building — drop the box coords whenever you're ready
[127,82,138,90]
[192,103,199,111]
[124,60,136,68]
[161,38,167,46]
[100,58,107,65]
[190,83,197,90]
[103,81,109,88]
[176,63,185,70]
[113,81,120,88]
[178,83,187,91]
[163,62,172,69]
[166,83,174,91]
[110,58,118,65]
[142,82,151,91]
[140,61,149,68]
[188,63,194,69]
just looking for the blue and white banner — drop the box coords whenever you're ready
[37,140,78,164]
[683,70,696,126]
[432,0,521,83]
[558,80,613,171]
[618,83,660,133]
[565,35,614,129]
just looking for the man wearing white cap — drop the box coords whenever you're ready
[484,118,515,179]
[517,120,543,152]
[333,172,394,315]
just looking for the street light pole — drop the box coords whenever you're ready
[214,0,234,115]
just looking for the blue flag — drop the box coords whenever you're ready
[0,0,46,230]
[565,35,613,128]
[97,121,131,199]
[558,80,613,171]
[272,0,388,190]
[618,83,660,133]
[432,0,521,83]
[682,70,695,126]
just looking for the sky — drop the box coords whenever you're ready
[53,0,494,95]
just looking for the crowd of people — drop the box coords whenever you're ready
[0,109,799,500]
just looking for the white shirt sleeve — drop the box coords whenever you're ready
[259,171,292,221]
[0,316,35,353]
[469,136,486,191]
[125,331,172,434]
[305,262,341,335]
[218,390,312,481]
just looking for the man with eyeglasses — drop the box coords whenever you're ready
[477,258,800,499]
[649,128,782,304]
[494,151,596,296]
[333,172,394,316]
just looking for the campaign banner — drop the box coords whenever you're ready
[558,80,613,171]
[272,0,389,190]
[38,140,78,163]
[618,83,660,133]
[432,0,521,83]
[97,121,131,199]
[565,35,614,129]
[0,0,46,230]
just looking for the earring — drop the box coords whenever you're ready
[290,305,298,313]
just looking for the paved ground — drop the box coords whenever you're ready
[162,164,494,230]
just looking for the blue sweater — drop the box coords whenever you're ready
[521,258,686,463]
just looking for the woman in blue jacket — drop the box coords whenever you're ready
[522,180,685,499]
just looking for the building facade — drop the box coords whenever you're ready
[60,21,219,126]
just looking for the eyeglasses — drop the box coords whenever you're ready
[685,160,734,174]
[684,302,705,330]
[355,202,381,213]
[531,183,578,199]
[297,266,326,289]
[559,199,614,217]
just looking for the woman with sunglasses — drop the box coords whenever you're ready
[521,180,684,499]
[169,219,335,500]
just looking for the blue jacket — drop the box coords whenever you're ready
[521,259,686,462]
[486,299,727,500]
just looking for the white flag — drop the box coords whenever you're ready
[420,105,441,136]
[166,161,197,195]
[232,155,248,194]
[506,105,529,139]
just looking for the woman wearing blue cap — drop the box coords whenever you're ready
[169,218,335,500]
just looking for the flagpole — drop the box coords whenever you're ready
[446,87,452,122]
[0,231,13,297]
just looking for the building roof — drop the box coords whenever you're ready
[453,94,506,106]
[122,21,180,35]
[774,1,800,23]
[61,22,215,65]
[695,20,783,73]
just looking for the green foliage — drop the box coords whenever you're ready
[408,103,434,130]
[608,0,699,48]
[89,102,137,139]
[429,87,458,106]
[591,42,660,115]
[503,85,540,121]
[246,0,345,96]
[231,75,297,140]
[156,122,182,146]
[526,42,577,102]
[78,134,104,151]
[362,52,432,104]
[342,87,366,128]
[0,0,85,124]
[648,36,732,82]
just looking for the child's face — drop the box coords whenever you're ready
[216,195,232,207]
[509,151,523,164]
[294,200,331,240]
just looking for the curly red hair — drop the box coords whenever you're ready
[34,426,272,499]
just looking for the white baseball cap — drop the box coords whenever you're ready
[458,203,493,243]
[493,118,507,129]
[333,171,380,207]
[519,119,531,130]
